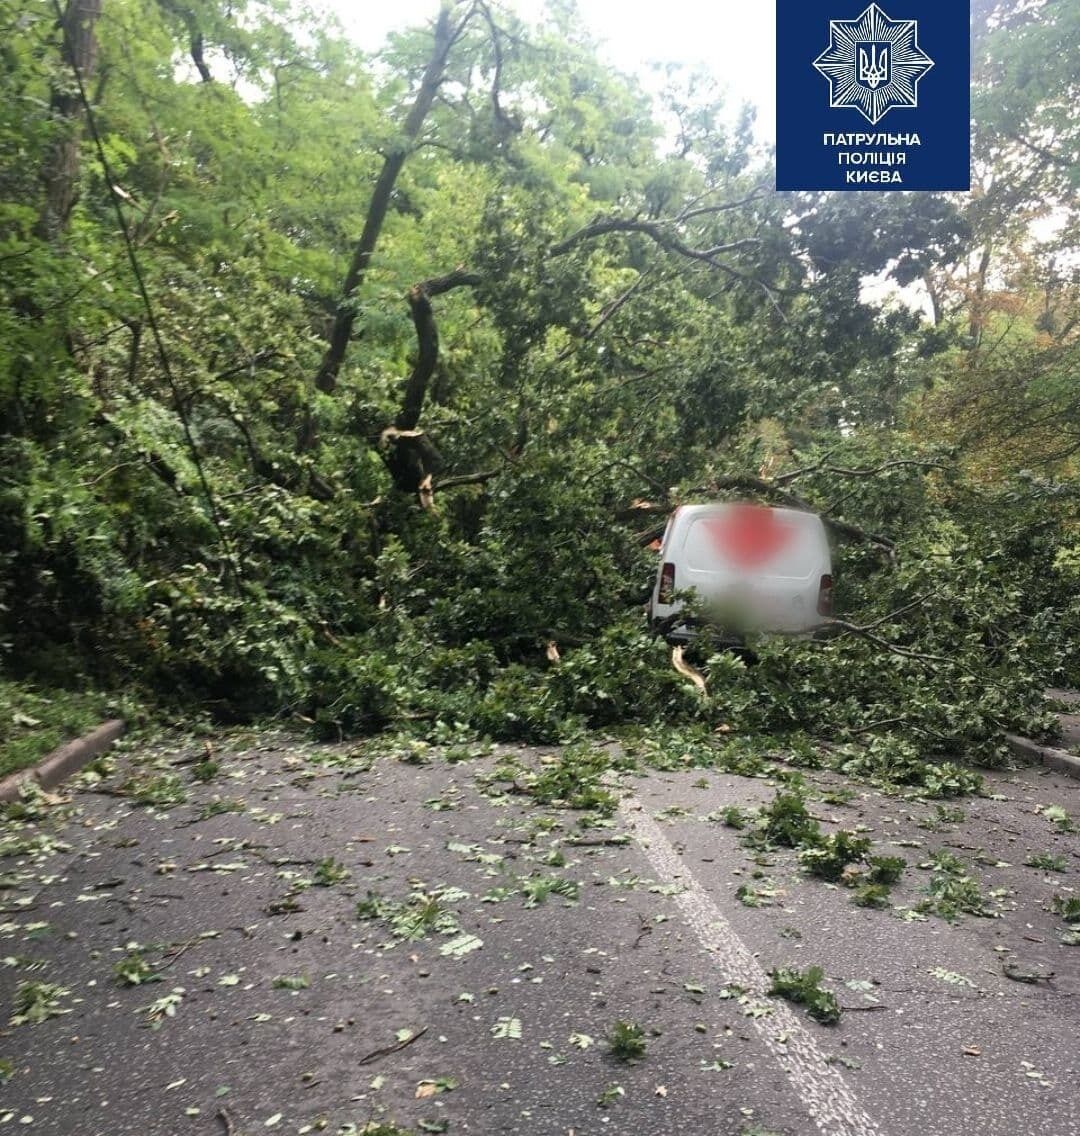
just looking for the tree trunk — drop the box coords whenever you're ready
[313,5,464,394]
[35,0,103,242]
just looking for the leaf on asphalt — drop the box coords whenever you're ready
[439,933,483,958]
[569,1032,594,1049]
[272,974,310,990]
[415,1077,457,1098]
[491,1016,522,1039]
[825,1054,863,1070]
[928,967,975,987]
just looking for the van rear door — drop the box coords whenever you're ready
[679,505,830,633]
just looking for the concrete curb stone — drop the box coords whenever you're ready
[1005,732,1080,781]
[0,719,126,803]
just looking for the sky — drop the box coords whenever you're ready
[333,0,777,141]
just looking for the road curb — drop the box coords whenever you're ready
[0,719,126,803]
[1005,733,1080,781]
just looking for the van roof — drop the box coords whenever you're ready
[675,503,819,520]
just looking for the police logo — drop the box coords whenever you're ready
[814,4,934,124]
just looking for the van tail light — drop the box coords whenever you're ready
[658,562,676,605]
[817,574,834,617]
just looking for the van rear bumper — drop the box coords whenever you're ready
[650,617,826,646]
[650,617,744,647]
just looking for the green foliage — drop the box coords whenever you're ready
[191,758,219,782]
[10,981,71,1026]
[915,851,994,922]
[355,887,462,941]
[1051,895,1080,925]
[0,681,110,778]
[0,0,1074,780]
[271,974,311,991]
[517,744,620,816]
[606,1020,647,1061]
[520,874,579,907]
[830,738,985,798]
[867,855,906,885]
[120,773,187,808]
[768,966,841,1025]
[114,952,159,987]
[798,830,872,882]
[851,883,891,909]
[718,805,748,829]
[313,858,351,887]
[746,790,821,850]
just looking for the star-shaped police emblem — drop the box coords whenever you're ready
[813,3,934,125]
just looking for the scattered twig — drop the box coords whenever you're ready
[217,1107,242,1136]
[357,1025,429,1066]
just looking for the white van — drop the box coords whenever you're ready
[648,503,833,643]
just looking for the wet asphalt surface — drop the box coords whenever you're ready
[1,730,1078,1136]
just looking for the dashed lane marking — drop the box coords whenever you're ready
[618,795,884,1136]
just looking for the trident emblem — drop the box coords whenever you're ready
[857,43,890,88]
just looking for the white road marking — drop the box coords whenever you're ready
[618,796,884,1136]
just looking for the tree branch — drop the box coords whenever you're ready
[775,457,949,486]
[313,5,473,394]
[548,213,788,318]
[433,469,499,491]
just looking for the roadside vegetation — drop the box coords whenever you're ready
[1,0,1078,781]
[0,681,114,778]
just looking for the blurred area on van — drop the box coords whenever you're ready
[648,503,833,643]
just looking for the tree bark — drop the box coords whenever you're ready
[381,270,481,502]
[35,0,103,242]
[314,5,467,394]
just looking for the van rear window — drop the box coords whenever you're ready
[684,510,817,579]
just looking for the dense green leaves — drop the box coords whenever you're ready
[0,0,1076,771]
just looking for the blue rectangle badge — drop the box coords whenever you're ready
[776,1,970,191]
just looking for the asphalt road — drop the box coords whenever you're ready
[1,731,1078,1136]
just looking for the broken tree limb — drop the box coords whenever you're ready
[810,596,947,663]
[433,468,499,492]
[381,270,483,503]
[397,286,439,432]
[671,646,708,695]
[397,271,481,431]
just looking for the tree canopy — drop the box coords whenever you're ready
[2,0,1078,769]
